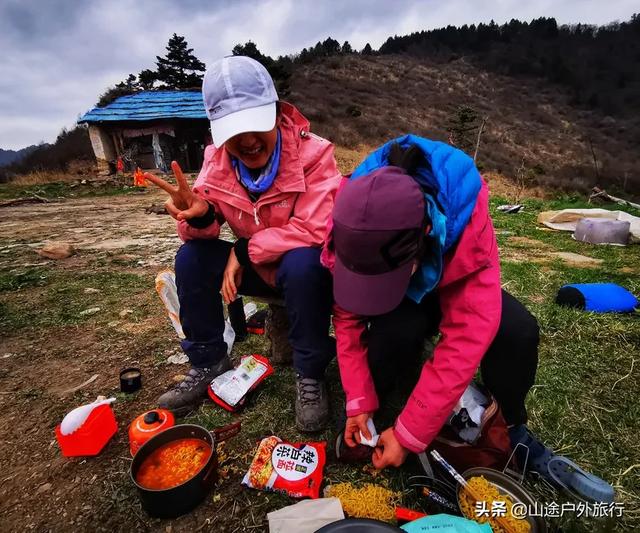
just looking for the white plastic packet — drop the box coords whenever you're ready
[155,270,185,339]
[210,355,272,407]
[447,382,487,443]
[267,498,344,533]
[359,418,380,447]
[243,301,258,319]
[223,318,235,355]
[156,269,235,355]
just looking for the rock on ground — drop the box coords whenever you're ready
[37,242,75,260]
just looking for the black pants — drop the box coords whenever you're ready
[175,240,334,378]
[367,290,539,426]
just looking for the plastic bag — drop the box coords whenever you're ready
[242,436,326,498]
[155,270,185,339]
[447,382,488,444]
[208,354,273,411]
[267,498,344,533]
[359,418,380,447]
[60,397,116,436]
[155,269,235,355]
[223,319,235,355]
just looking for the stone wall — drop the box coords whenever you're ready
[88,125,116,175]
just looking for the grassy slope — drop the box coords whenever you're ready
[0,181,146,201]
[288,55,640,196]
[493,197,640,531]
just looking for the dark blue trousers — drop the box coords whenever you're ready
[175,239,335,379]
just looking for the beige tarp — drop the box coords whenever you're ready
[538,208,640,244]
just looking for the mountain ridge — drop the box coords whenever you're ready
[0,145,45,167]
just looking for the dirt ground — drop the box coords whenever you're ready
[0,188,240,531]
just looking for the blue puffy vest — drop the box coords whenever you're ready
[351,135,482,303]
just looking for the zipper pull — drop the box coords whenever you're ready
[253,206,260,226]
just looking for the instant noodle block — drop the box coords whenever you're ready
[324,482,401,522]
[242,436,326,498]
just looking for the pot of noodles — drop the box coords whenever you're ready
[130,422,240,518]
[457,467,547,533]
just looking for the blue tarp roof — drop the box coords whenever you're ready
[78,91,207,123]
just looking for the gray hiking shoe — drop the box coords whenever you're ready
[295,374,329,432]
[158,356,233,417]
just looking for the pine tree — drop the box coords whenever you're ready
[138,69,157,90]
[97,74,139,107]
[121,74,139,90]
[232,41,271,65]
[362,43,373,55]
[447,105,480,153]
[155,34,206,89]
[341,41,354,54]
[321,37,341,56]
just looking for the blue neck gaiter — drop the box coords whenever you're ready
[232,129,281,195]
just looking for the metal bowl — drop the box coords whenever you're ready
[457,467,547,533]
[315,518,403,532]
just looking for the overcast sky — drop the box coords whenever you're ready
[0,0,637,150]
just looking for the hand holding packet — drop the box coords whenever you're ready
[359,418,380,447]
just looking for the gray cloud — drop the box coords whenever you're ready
[0,0,637,149]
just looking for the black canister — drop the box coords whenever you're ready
[120,367,142,393]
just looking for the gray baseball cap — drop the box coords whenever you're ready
[202,56,278,147]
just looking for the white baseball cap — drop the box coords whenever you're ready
[202,56,279,147]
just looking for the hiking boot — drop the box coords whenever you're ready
[158,356,233,417]
[295,374,329,432]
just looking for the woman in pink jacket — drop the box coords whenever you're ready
[323,139,615,502]
[146,56,341,431]
[324,139,548,471]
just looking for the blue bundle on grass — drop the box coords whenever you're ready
[556,283,638,313]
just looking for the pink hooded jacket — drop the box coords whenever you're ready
[177,102,342,286]
[321,178,502,454]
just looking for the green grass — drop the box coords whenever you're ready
[0,181,146,200]
[490,198,640,531]
[0,268,151,330]
[0,267,49,292]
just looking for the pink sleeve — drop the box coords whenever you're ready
[320,177,350,271]
[394,188,502,453]
[248,143,341,264]
[333,304,379,417]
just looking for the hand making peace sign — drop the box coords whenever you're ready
[145,160,243,304]
[144,161,209,221]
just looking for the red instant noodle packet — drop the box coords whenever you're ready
[242,436,326,498]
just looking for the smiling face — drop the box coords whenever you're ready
[224,123,279,169]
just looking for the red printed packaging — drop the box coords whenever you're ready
[242,436,326,498]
